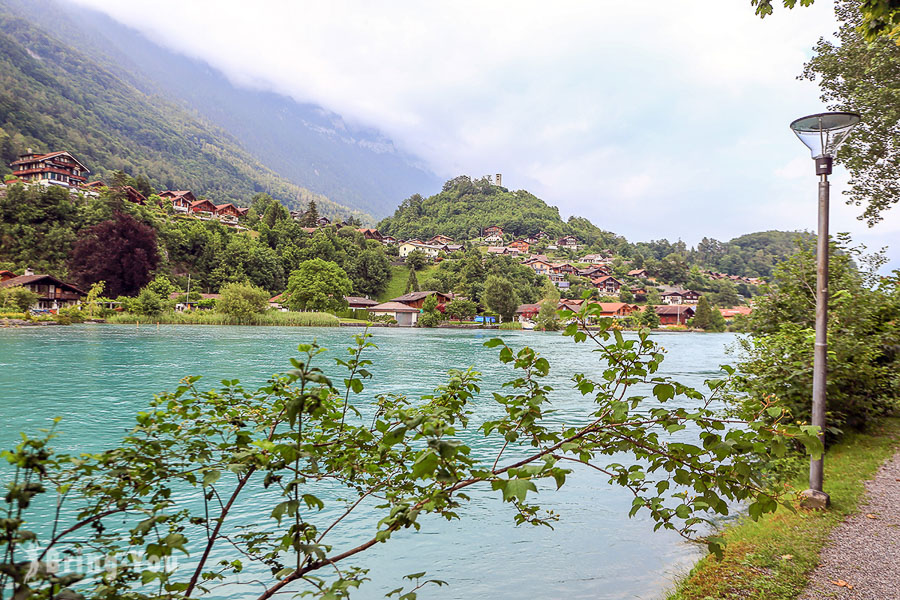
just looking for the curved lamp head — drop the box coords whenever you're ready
[790,111,860,175]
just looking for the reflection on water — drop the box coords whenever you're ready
[0,325,741,600]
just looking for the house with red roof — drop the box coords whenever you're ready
[159,190,197,213]
[190,199,218,218]
[655,305,695,326]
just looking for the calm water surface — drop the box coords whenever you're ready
[0,325,740,600]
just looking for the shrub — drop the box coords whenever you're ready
[734,236,900,437]
[132,289,163,316]
[217,282,269,321]
[499,322,522,330]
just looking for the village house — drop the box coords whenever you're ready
[428,234,454,245]
[719,306,753,321]
[593,302,637,318]
[591,275,623,294]
[215,203,243,224]
[357,228,384,242]
[368,302,420,327]
[0,270,85,311]
[398,241,442,258]
[483,225,504,243]
[550,262,578,275]
[345,296,380,310]
[442,244,464,253]
[508,239,530,253]
[159,190,197,213]
[525,259,554,276]
[580,253,610,265]
[119,185,147,205]
[549,272,570,289]
[381,235,398,244]
[189,199,219,219]
[515,303,541,323]
[627,269,649,278]
[487,246,513,255]
[578,265,610,278]
[655,305,695,326]
[389,291,454,310]
[9,150,90,189]
[557,235,579,250]
[661,290,701,305]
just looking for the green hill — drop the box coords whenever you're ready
[0,9,369,222]
[378,175,615,242]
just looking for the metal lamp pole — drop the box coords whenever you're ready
[790,112,860,508]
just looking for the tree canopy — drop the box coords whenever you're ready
[802,0,900,226]
[284,259,353,313]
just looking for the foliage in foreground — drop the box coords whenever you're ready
[2,311,823,600]
[734,236,900,436]
[667,417,900,600]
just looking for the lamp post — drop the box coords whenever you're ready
[789,111,860,508]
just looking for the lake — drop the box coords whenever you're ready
[0,325,741,600]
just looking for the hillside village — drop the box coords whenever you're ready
[1,151,761,330]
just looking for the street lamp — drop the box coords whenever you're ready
[789,111,860,508]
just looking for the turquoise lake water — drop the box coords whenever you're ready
[0,325,741,599]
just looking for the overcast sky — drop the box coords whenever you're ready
[68,0,899,268]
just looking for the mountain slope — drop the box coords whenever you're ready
[12,0,441,218]
[0,5,368,221]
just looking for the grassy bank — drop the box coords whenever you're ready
[667,417,900,600]
[105,310,340,327]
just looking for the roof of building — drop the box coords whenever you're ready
[516,303,541,314]
[390,291,448,303]
[11,151,89,172]
[655,305,695,315]
[370,301,420,313]
[719,306,753,318]
[627,269,648,276]
[0,274,85,295]
[594,302,633,313]
[345,296,379,306]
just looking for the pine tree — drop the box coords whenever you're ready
[691,296,715,330]
[405,269,420,294]
[302,200,319,227]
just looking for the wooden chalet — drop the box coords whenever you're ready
[317,217,331,227]
[357,228,384,242]
[389,291,453,310]
[578,265,610,278]
[382,235,398,244]
[550,262,578,275]
[0,271,85,311]
[592,275,623,294]
[557,235,579,250]
[215,203,243,224]
[627,269,649,278]
[483,225,504,243]
[428,234,454,245]
[9,150,90,188]
[655,305,695,326]
[190,199,218,217]
[120,186,147,205]
[160,190,197,213]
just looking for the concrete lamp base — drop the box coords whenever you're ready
[799,489,831,509]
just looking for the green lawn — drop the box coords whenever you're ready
[666,417,900,600]
[378,264,438,302]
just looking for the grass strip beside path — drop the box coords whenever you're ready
[667,416,900,600]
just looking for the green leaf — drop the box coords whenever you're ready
[411,450,439,479]
[202,469,221,487]
[653,383,675,402]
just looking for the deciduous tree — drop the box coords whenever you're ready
[284,259,353,313]
[483,275,519,322]
[68,212,160,297]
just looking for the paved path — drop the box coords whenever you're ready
[800,450,900,600]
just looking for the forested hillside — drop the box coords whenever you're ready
[378,176,599,241]
[0,7,368,222]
